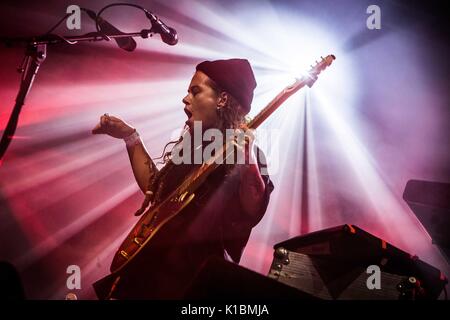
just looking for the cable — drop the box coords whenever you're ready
[40,9,98,45]
[42,13,73,35]
[41,3,160,47]
[95,3,150,34]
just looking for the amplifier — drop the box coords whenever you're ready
[268,224,447,300]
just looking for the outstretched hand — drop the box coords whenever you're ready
[92,114,135,139]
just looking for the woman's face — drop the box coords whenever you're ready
[182,71,220,131]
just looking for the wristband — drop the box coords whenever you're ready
[124,129,141,147]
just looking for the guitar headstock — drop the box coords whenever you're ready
[305,54,336,87]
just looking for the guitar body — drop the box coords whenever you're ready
[111,190,196,273]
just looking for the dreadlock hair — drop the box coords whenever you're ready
[133,78,251,215]
[206,78,250,132]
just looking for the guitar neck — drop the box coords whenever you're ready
[175,77,309,196]
[248,77,308,129]
[166,55,335,204]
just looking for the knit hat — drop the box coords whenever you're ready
[196,58,257,114]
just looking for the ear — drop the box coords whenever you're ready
[217,92,228,109]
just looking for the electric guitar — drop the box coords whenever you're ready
[110,55,336,275]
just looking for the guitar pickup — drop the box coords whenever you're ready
[120,250,130,260]
[133,237,143,246]
[173,191,189,202]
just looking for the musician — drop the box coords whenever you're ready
[91,59,274,299]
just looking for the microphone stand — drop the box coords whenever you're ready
[0,29,153,161]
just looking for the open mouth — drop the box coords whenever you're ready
[184,108,193,120]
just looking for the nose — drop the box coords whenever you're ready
[182,94,190,105]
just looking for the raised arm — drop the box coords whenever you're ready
[92,114,158,193]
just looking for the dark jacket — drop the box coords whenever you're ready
[93,147,273,299]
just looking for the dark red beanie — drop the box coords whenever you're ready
[196,58,257,114]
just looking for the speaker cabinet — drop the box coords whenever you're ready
[268,224,447,300]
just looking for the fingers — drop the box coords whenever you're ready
[244,128,256,141]
[230,128,257,163]
[232,128,255,148]
[91,114,111,134]
[108,115,121,122]
[101,114,110,127]
[244,129,255,147]
[91,122,104,134]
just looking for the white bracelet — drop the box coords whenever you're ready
[124,130,141,147]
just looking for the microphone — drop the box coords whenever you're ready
[82,8,137,52]
[146,12,178,46]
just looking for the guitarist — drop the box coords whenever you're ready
[91,59,274,299]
